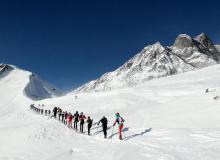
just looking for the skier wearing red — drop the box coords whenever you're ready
[67,113,73,128]
[79,112,86,133]
[113,113,125,140]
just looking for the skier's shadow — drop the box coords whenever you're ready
[108,127,130,139]
[93,126,113,135]
[123,128,152,141]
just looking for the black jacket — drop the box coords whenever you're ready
[98,117,108,127]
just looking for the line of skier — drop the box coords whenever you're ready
[30,104,125,140]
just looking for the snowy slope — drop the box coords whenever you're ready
[1,64,220,160]
[74,33,220,93]
[0,64,63,100]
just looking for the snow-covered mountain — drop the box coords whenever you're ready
[73,33,220,93]
[0,63,63,100]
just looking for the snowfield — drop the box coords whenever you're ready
[1,64,220,160]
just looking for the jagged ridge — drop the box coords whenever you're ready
[73,33,220,93]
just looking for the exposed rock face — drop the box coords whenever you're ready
[173,34,194,49]
[0,64,14,78]
[73,33,220,93]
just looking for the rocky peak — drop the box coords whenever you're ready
[194,33,216,50]
[173,34,194,49]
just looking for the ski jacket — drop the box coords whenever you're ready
[113,116,125,126]
[87,119,93,126]
[74,113,79,121]
[53,107,57,113]
[98,117,108,127]
[68,115,73,122]
[79,115,86,123]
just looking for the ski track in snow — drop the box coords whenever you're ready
[1,64,220,159]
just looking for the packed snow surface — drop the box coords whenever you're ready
[1,64,220,160]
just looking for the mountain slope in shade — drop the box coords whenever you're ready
[0,63,63,100]
[73,33,220,93]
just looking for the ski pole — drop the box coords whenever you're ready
[111,125,114,142]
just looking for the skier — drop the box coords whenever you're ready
[98,116,108,138]
[113,113,125,140]
[52,107,58,118]
[67,113,73,128]
[44,110,47,116]
[79,112,86,133]
[64,111,68,125]
[73,111,79,129]
[86,116,93,135]
[58,108,62,121]
[41,109,43,115]
[61,111,65,123]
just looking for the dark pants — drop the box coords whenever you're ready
[88,124,92,135]
[54,112,57,118]
[74,121,78,129]
[80,122,84,133]
[103,125,107,138]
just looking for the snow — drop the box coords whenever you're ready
[1,64,220,159]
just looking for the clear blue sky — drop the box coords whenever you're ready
[1,0,220,91]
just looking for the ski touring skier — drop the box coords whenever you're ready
[67,113,73,128]
[86,116,93,135]
[73,111,79,130]
[58,108,62,121]
[61,111,65,123]
[98,116,108,138]
[113,113,125,140]
[52,107,58,118]
[64,111,68,125]
[79,112,86,133]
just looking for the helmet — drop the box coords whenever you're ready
[115,113,119,116]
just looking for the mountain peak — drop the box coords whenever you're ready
[153,41,163,48]
[173,34,193,49]
[144,41,165,53]
[195,32,208,40]
[194,33,215,49]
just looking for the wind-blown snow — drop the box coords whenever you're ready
[1,64,220,160]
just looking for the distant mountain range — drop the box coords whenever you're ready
[73,33,220,93]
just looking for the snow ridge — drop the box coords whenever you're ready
[0,64,63,100]
[73,33,220,93]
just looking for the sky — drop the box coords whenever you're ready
[0,0,220,91]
